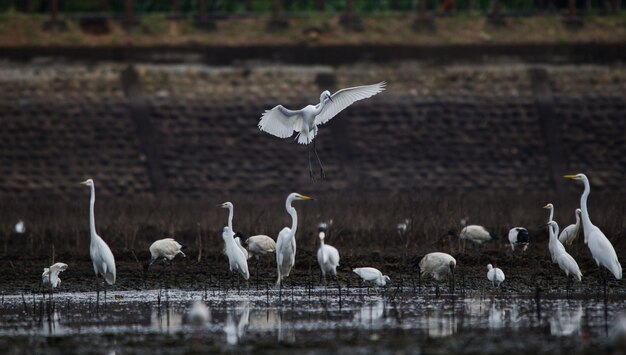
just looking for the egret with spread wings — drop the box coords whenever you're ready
[258,82,386,180]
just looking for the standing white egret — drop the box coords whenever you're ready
[275,193,313,286]
[564,174,622,288]
[397,219,410,234]
[486,264,505,288]
[41,262,68,289]
[547,221,582,296]
[81,179,116,299]
[316,231,340,284]
[353,267,390,288]
[508,227,529,252]
[144,238,186,275]
[14,220,25,234]
[218,202,249,259]
[559,209,582,246]
[222,226,250,281]
[419,252,456,294]
[258,82,386,180]
[544,204,566,263]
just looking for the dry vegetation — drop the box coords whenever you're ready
[0,13,625,47]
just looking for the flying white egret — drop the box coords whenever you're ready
[222,226,250,281]
[187,300,211,325]
[508,227,529,252]
[317,231,340,284]
[144,238,186,276]
[547,221,582,296]
[353,267,390,287]
[486,264,505,288]
[14,220,25,234]
[564,174,622,287]
[242,234,276,281]
[258,82,386,180]
[41,262,68,289]
[419,252,456,294]
[81,179,116,299]
[544,204,566,263]
[559,209,582,246]
[276,193,312,286]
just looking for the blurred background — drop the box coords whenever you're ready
[0,1,624,258]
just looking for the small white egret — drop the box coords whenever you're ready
[42,262,68,289]
[258,82,386,180]
[353,267,390,287]
[559,209,582,246]
[564,174,622,287]
[508,227,529,251]
[187,300,211,325]
[14,220,25,234]
[144,238,186,277]
[81,179,116,299]
[275,193,312,286]
[419,252,456,294]
[222,227,250,281]
[544,204,566,263]
[316,231,340,284]
[397,218,410,234]
[241,233,276,284]
[547,221,582,296]
[486,264,505,288]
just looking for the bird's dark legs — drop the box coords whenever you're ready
[308,143,315,181]
[96,276,100,303]
[255,257,260,290]
[313,139,326,179]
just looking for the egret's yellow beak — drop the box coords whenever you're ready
[80,180,89,185]
[542,204,551,209]
[217,203,227,208]
[298,194,313,201]
[563,175,577,179]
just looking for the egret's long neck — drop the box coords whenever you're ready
[580,178,593,229]
[314,98,328,115]
[550,224,559,241]
[286,199,298,239]
[227,205,234,231]
[88,184,97,241]
[548,208,554,223]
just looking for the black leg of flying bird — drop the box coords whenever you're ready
[313,138,326,179]
[308,141,315,182]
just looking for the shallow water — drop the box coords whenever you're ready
[0,287,625,354]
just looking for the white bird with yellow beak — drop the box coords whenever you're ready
[275,193,313,285]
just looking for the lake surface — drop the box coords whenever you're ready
[1,287,625,354]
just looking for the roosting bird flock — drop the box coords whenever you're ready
[26,83,620,303]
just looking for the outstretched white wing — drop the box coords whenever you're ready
[315,82,386,126]
[258,105,303,138]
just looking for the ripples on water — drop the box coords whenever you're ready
[0,288,624,352]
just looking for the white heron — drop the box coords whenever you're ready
[544,204,566,263]
[564,174,622,287]
[275,193,312,286]
[559,209,582,246]
[317,231,340,284]
[508,227,529,252]
[547,221,582,296]
[258,82,386,180]
[419,252,456,294]
[353,267,390,288]
[397,218,410,234]
[187,300,211,325]
[144,238,186,275]
[41,262,68,289]
[218,202,249,259]
[14,220,25,234]
[81,179,116,299]
[222,226,250,281]
[486,264,505,288]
